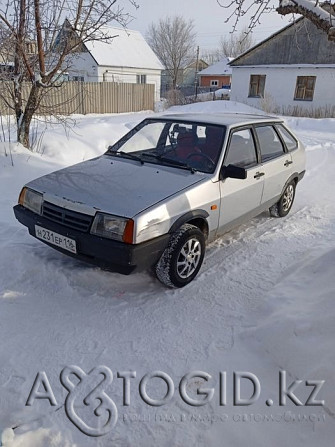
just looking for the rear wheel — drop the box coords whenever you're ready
[155,224,205,288]
[269,181,296,217]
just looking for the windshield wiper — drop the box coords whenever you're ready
[141,152,197,173]
[110,151,144,165]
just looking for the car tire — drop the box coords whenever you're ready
[269,180,296,217]
[155,224,205,288]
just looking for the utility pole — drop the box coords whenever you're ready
[194,45,199,100]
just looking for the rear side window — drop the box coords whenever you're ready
[276,125,298,151]
[224,129,257,168]
[255,126,285,162]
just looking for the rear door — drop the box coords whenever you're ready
[218,127,264,232]
[275,123,305,173]
[254,125,294,206]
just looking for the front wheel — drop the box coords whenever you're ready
[269,181,296,217]
[155,224,205,288]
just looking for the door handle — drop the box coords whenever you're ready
[254,172,265,179]
[284,160,293,167]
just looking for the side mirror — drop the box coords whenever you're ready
[221,164,247,180]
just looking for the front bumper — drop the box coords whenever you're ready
[13,205,170,274]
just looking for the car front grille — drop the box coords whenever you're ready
[42,201,93,232]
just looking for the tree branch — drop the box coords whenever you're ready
[277,1,335,40]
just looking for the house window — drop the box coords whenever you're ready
[248,75,266,98]
[72,76,84,82]
[136,74,147,84]
[294,76,316,101]
[210,80,218,87]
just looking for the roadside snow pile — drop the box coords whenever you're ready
[167,100,266,115]
[35,112,152,164]
[0,101,335,446]
[1,111,152,169]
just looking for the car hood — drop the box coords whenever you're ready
[27,155,206,217]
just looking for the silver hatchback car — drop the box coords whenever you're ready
[14,113,305,287]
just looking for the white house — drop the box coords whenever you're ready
[229,16,335,115]
[67,27,163,101]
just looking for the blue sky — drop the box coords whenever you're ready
[128,0,292,51]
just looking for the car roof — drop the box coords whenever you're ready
[153,112,283,128]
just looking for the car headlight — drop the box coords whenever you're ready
[18,187,43,215]
[90,213,134,243]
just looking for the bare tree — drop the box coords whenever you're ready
[200,27,254,64]
[217,0,335,41]
[146,15,196,90]
[200,48,222,65]
[0,0,138,149]
[220,27,255,57]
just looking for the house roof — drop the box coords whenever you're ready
[198,57,233,76]
[84,27,163,70]
[230,17,335,66]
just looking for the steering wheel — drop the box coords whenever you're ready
[163,146,177,156]
[186,152,215,171]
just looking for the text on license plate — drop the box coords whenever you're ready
[35,225,77,254]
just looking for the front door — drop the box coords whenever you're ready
[218,128,264,234]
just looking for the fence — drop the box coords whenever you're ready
[0,81,155,116]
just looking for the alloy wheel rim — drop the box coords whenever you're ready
[282,184,294,211]
[177,238,202,279]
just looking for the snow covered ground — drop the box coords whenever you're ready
[0,101,334,446]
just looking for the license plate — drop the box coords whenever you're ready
[35,225,77,254]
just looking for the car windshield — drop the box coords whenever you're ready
[106,119,226,174]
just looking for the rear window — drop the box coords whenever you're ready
[276,124,298,152]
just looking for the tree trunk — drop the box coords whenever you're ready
[17,83,41,149]
[14,81,24,141]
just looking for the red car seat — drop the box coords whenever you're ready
[175,131,200,159]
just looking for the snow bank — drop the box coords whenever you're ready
[167,99,266,115]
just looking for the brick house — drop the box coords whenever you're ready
[198,57,232,90]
